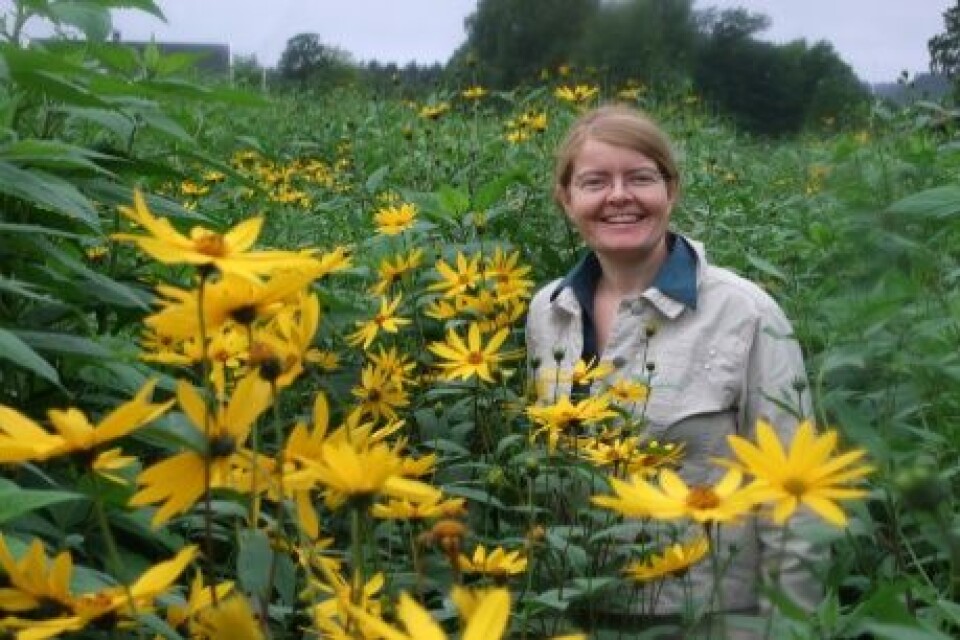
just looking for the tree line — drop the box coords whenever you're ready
[246,0,876,136]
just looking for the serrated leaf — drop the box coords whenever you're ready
[0,327,61,387]
[0,161,99,228]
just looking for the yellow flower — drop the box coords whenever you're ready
[193,594,264,639]
[371,248,423,296]
[92,447,137,484]
[348,587,511,640]
[0,378,173,464]
[566,357,614,387]
[724,419,872,526]
[428,323,510,383]
[423,298,459,320]
[484,247,533,300]
[347,295,411,350]
[526,394,617,452]
[112,189,318,280]
[419,102,450,120]
[291,439,440,510]
[374,202,417,235]
[429,252,482,298]
[372,496,466,520]
[623,537,709,583]
[554,84,599,104]
[368,345,417,387]
[458,544,527,579]
[165,573,235,635]
[461,85,488,100]
[0,536,196,639]
[606,378,650,404]
[351,364,410,422]
[592,468,752,524]
[129,374,272,526]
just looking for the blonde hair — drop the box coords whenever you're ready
[553,104,679,206]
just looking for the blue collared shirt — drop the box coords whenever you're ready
[549,233,699,364]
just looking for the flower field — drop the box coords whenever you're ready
[1,6,959,639]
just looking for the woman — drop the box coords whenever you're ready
[525,104,822,637]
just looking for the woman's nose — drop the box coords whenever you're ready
[605,178,632,202]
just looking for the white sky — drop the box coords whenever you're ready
[13,0,953,83]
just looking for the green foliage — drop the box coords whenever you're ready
[276,32,357,90]
[457,0,599,87]
[930,1,960,81]
[0,1,959,637]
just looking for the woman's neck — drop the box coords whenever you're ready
[594,244,668,298]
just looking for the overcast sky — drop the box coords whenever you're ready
[36,1,955,83]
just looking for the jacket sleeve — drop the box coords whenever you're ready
[742,294,825,616]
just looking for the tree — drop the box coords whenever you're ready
[457,0,598,87]
[693,8,867,136]
[277,33,356,89]
[575,0,699,88]
[929,2,960,80]
[232,53,265,90]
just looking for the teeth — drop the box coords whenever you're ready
[602,214,643,223]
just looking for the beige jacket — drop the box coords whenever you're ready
[525,237,823,621]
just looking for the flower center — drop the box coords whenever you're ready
[783,478,808,497]
[193,231,228,257]
[686,486,721,510]
[467,351,484,365]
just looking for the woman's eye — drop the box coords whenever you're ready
[580,178,607,191]
[628,172,661,187]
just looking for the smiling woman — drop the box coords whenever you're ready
[526,103,825,638]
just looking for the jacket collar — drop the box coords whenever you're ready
[549,233,700,318]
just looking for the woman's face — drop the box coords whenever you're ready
[559,137,675,264]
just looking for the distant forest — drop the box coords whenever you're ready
[232,0,937,136]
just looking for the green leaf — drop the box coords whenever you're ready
[57,106,136,144]
[364,165,390,194]
[0,139,116,174]
[0,161,99,228]
[887,186,960,219]
[0,222,87,241]
[135,612,183,640]
[861,623,953,640]
[48,1,112,41]
[237,529,274,598]
[0,276,54,302]
[13,330,113,359]
[34,238,150,309]
[99,0,165,21]
[443,484,505,508]
[0,327,61,387]
[0,485,84,524]
[531,586,583,611]
[474,167,530,210]
[745,253,788,282]
[438,185,471,217]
